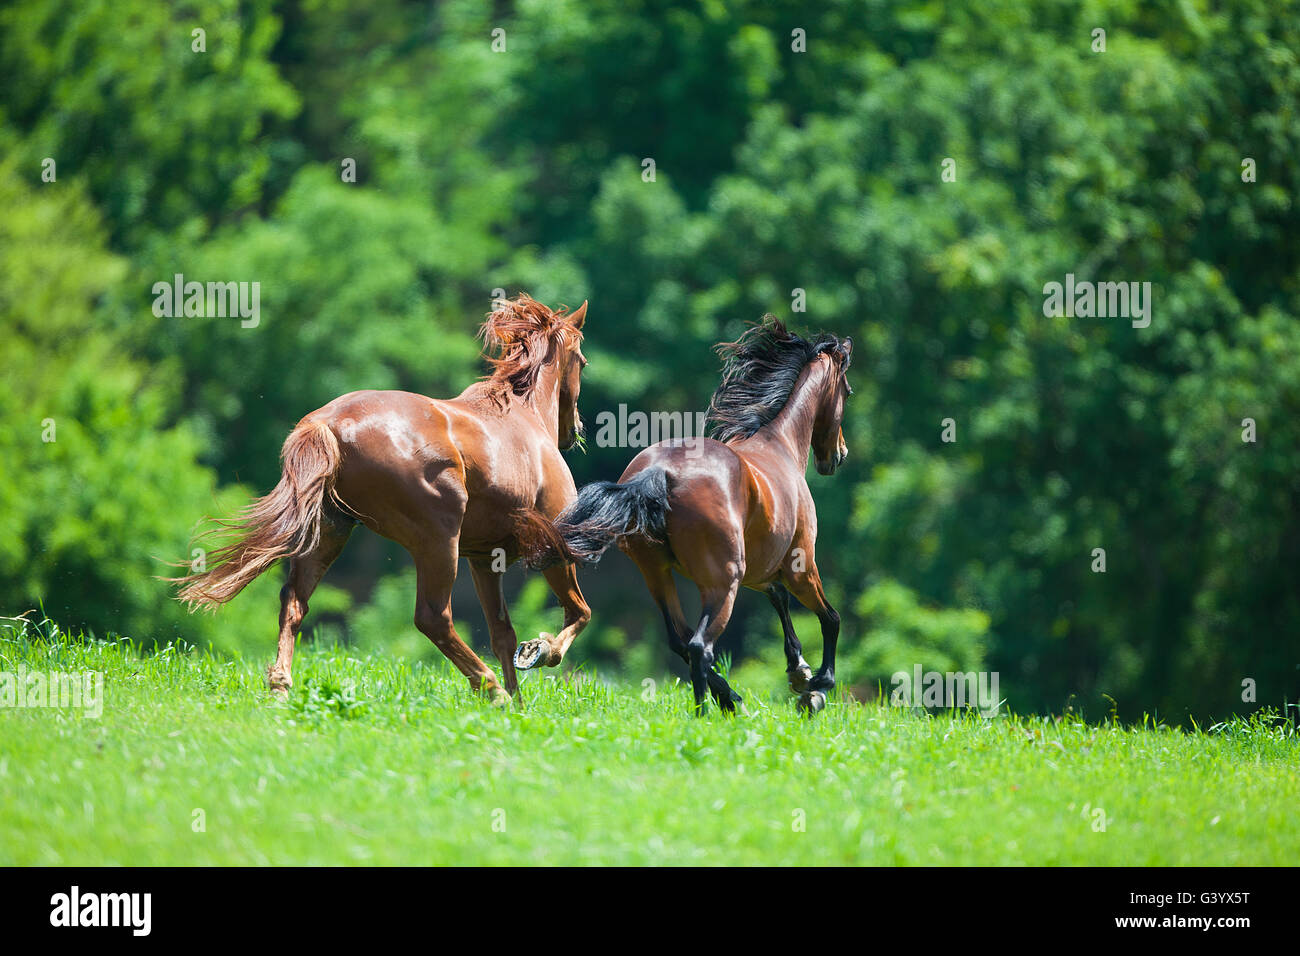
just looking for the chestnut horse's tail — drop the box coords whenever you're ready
[175,420,343,608]
[555,468,671,565]
[512,507,580,570]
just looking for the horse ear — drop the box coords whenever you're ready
[568,300,588,330]
[840,338,852,358]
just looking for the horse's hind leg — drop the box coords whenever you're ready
[686,577,741,716]
[413,536,509,706]
[469,559,521,699]
[633,555,742,712]
[766,583,813,694]
[269,511,353,697]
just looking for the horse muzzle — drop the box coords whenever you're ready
[816,447,848,475]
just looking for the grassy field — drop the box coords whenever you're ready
[1,618,1296,866]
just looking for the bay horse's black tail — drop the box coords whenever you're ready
[556,468,671,564]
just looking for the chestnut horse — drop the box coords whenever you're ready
[556,317,851,715]
[175,295,591,704]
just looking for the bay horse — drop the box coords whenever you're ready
[555,317,851,715]
[175,294,591,704]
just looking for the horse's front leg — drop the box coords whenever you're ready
[514,561,591,670]
[469,559,522,700]
[786,564,839,714]
[411,530,510,707]
[766,582,813,694]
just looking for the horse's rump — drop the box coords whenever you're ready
[553,466,673,564]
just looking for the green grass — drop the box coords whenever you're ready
[1,618,1296,865]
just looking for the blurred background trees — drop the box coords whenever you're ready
[2,0,1296,721]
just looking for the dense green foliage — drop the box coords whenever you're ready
[1,0,1297,721]
[1,620,1295,865]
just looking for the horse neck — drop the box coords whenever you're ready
[525,354,563,444]
[456,357,562,444]
[746,359,826,467]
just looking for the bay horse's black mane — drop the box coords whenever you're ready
[706,316,847,443]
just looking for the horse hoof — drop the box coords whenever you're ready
[486,686,512,708]
[797,690,826,715]
[269,683,290,701]
[787,664,813,694]
[514,635,555,670]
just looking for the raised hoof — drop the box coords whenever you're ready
[787,664,813,694]
[797,690,826,715]
[514,634,556,671]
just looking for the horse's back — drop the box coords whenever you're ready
[306,389,461,468]
[309,388,558,553]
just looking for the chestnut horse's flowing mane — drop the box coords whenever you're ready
[479,294,583,407]
[706,315,847,443]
